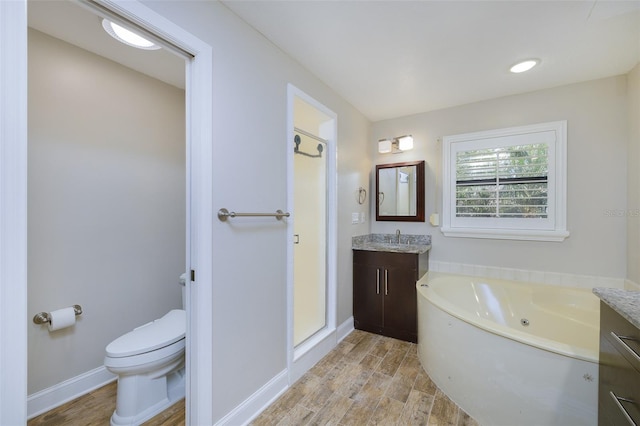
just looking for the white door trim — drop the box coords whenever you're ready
[0,1,214,423]
[0,1,28,423]
[286,85,338,383]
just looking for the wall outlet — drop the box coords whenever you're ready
[429,213,439,226]
[352,212,359,224]
[360,212,365,223]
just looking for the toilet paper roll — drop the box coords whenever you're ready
[48,307,76,331]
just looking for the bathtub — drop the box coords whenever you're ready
[417,271,600,426]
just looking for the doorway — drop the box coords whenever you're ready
[0,1,214,424]
[287,85,337,382]
[27,10,187,422]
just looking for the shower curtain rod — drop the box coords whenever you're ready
[294,127,328,144]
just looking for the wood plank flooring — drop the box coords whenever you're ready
[27,381,185,426]
[251,330,478,425]
[28,330,477,426]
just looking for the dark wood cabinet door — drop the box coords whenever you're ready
[383,265,417,335]
[353,262,383,330]
[598,302,640,426]
[598,336,640,425]
[353,249,423,342]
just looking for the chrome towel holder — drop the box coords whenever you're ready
[217,208,290,222]
[33,304,83,325]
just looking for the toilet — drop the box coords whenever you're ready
[104,275,187,426]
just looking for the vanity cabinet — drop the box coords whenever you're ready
[598,302,640,425]
[352,250,428,343]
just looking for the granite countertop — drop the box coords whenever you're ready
[352,233,431,254]
[593,288,640,329]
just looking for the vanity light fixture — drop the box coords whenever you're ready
[378,139,393,154]
[378,135,414,154]
[397,135,414,151]
[510,59,540,73]
[102,19,161,50]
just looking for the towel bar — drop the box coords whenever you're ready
[217,208,290,222]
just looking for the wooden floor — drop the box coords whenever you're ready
[251,330,477,425]
[28,330,476,426]
[27,381,185,426]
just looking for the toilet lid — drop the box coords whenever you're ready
[106,309,186,358]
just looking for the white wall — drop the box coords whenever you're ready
[140,1,370,422]
[372,75,629,278]
[627,63,640,283]
[28,29,185,393]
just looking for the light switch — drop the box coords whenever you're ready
[352,212,359,224]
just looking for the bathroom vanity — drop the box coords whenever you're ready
[593,288,640,425]
[352,234,430,343]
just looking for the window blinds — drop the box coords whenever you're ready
[455,144,548,218]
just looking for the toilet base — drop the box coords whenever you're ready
[110,366,185,426]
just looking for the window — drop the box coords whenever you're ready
[442,121,569,241]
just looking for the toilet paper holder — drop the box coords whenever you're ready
[33,305,83,325]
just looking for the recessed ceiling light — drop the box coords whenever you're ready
[101,19,160,50]
[510,59,540,73]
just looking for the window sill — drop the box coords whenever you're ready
[440,227,570,242]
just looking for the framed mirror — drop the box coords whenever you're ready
[376,160,425,222]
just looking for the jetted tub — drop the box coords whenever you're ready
[417,271,600,426]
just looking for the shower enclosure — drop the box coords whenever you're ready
[293,127,327,346]
[287,86,337,383]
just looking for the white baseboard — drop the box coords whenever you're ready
[214,369,288,426]
[290,329,336,383]
[219,318,355,425]
[337,316,354,342]
[27,366,116,419]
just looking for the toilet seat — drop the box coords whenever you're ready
[104,338,185,372]
[106,309,185,358]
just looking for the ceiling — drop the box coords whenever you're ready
[28,0,185,89]
[222,0,640,121]
[28,1,639,122]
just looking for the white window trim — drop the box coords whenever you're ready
[441,121,569,242]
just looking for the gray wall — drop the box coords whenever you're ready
[371,75,630,279]
[28,29,186,393]
[141,1,371,421]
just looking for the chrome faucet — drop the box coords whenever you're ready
[396,229,401,244]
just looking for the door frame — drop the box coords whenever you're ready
[0,1,214,423]
[286,84,338,383]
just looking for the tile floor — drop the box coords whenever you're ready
[28,330,477,426]
[251,330,478,425]
[27,380,184,426]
